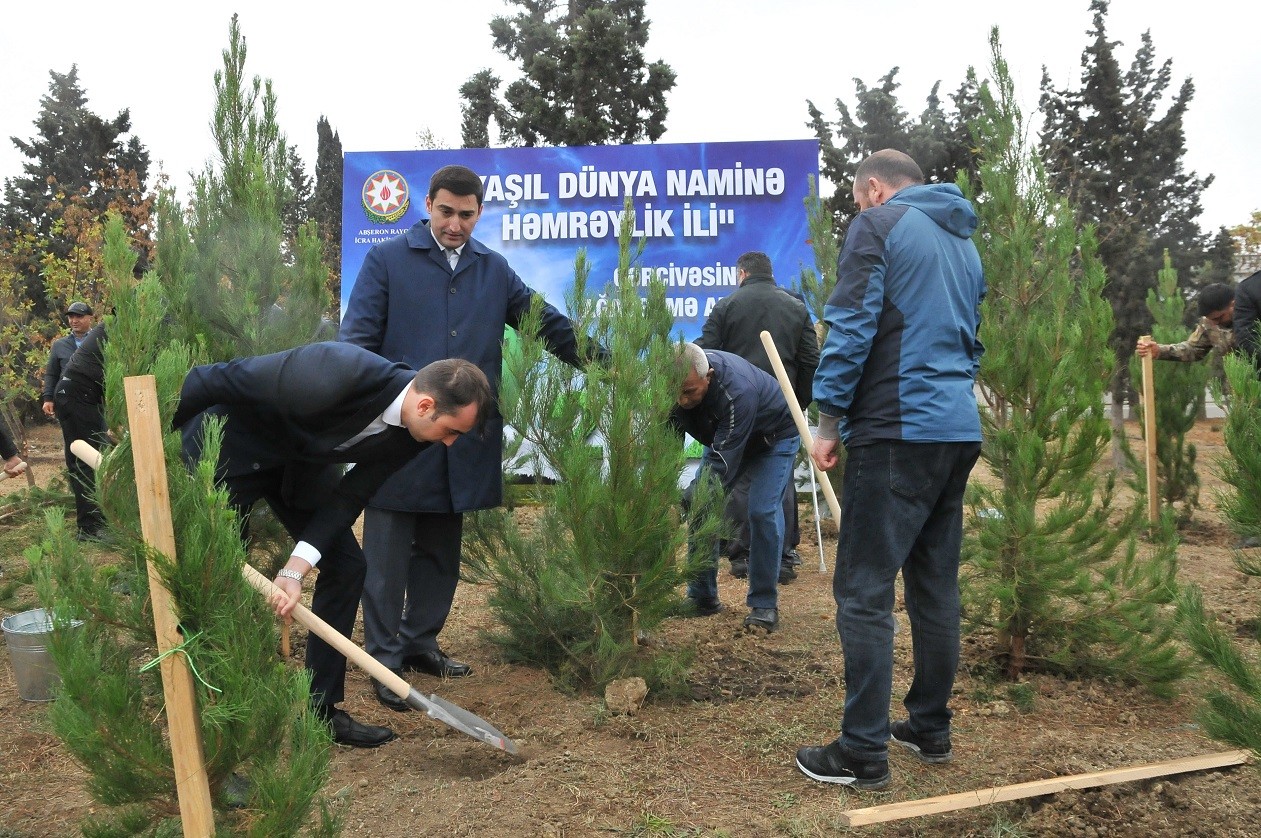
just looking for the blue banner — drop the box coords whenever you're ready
[342,140,820,340]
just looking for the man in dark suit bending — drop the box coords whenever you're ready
[173,341,492,747]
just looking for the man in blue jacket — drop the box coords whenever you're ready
[796,150,985,790]
[341,164,592,711]
[670,344,799,632]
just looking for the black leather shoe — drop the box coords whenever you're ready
[402,649,473,678]
[372,669,411,712]
[744,607,779,633]
[325,708,396,748]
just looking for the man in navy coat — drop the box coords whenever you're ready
[341,164,593,711]
[174,341,492,746]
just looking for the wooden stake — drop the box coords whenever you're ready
[758,331,842,525]
[839,749,1249,827]
[1139,335,1159,525]
[124,376,216,837]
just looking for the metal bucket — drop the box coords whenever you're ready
[2,608,82,702]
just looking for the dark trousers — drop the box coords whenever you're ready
[360,508,463,668]
[225,467,366,709]
[53,382,108,535]
[834,440,981,757]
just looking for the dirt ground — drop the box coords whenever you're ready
[1,419,1259,837]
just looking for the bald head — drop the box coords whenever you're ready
[852,150,925,211]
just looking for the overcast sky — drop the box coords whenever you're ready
[2,1,1256,231]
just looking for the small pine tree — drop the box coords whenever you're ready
[463,207,718,692]
[1176,585,1261,757]
[157,14,328,361]
[28,15,343,832]
[32,214,339,835]
[960,30,1185,694]
[1123,251,1208,524]
[1216,353,1261,545]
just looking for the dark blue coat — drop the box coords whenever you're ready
[669,350,798,490]
[341,220,582,512]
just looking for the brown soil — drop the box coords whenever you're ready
[2,419,1259,837]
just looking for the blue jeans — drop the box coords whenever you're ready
[688,435,799,609]
[834,440,980,758]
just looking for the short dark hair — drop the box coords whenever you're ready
[412,358,494,435]
[854,149,925,190]
[428,165,484,205]
[1197,283,1235,317]
[736,251,773,277]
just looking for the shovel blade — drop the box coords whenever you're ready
[407,688,518,755]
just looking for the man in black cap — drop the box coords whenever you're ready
[42,301,102,539]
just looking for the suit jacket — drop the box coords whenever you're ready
[341,219,582,513]
[173,342,429,554]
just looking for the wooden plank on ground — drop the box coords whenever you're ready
[125,375,216,837]
[839,749,1250,828]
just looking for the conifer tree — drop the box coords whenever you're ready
[961,30,1184,692]
[158,14,328,360]
[32,215,338,836]
[806,67,981,239]
[2,66,150,325]
[1215,353,1261,546]
[1039,0,1210,436]
[1178,351,1261,755]
[309,116,343,311]
[1124,252,1208,524]
[28,15,342,832]
[463,209,718,691]
[459,0,675,148]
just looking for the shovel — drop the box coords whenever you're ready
[71,439,518,755]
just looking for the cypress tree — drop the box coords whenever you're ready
[961,30,1185,693]
[806,67,981,241]
[309,116,343,313]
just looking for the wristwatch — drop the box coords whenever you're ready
[276,568,304,582]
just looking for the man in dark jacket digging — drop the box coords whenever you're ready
[670,343,799,633]
[173,341,493,747]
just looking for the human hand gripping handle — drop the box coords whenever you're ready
[1135,336,1160,359]
[757,331,842,524]
[69,437,518,754]
[240,564,519,754]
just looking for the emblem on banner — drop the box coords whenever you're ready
[362,170,410,224]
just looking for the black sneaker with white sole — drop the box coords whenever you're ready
[889,719,953,764]
[795,740,890,790]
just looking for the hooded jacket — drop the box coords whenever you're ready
[813,183,985,446]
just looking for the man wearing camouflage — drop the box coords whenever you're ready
[1135,283,1235,363]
